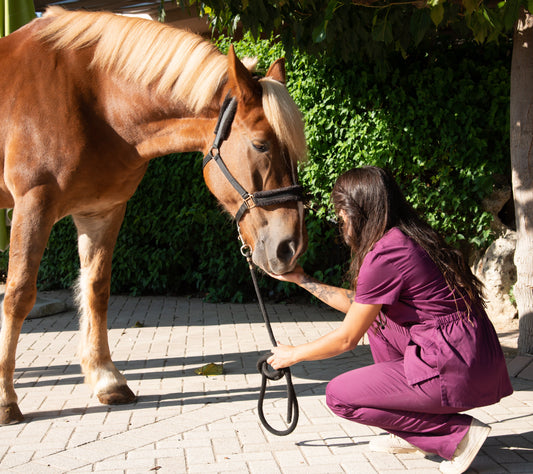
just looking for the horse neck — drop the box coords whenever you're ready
[96,74,221,161]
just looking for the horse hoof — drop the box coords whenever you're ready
[0,403,24,425]
[97,385,137,405]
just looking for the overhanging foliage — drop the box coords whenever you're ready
[197,0,523,62]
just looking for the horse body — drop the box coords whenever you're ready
[1,21,148,215]
[0,7,307,424]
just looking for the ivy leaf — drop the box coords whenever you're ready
[372,16,393,44]
[430,3,445,26]
[312,0,337,43]
[503,0,521,31]
[324,0,337,21]
[464,0,479,15]
[312,22,327,43]
[195,363,224,376]
[410,9,431,46]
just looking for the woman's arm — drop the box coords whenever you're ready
[270,265,354,313]
[299,274,354,313]
[267,302,381,369]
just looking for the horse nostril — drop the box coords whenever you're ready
[276,239,297,262]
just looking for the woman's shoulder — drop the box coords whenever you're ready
[363,228,407,268]
[373,227,415,253]
[368,227,430,268]
[356,229,409,303]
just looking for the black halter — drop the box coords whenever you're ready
[202,94,304,223]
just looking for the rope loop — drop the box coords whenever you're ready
[256,353,299,436]
[257,352,284,381]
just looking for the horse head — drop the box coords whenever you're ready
[203,47,308,275]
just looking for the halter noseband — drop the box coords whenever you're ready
[202,94,304,224]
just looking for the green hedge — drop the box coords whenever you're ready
[2,35,511,302]
[291,43,511,248]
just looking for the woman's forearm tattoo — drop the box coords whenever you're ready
[300,275,354,302]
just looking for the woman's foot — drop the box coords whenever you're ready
[369,434,425,454]
[439,418,491,474]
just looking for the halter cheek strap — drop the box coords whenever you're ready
[202,94,304,224]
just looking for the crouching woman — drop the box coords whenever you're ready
[267,166,512,474]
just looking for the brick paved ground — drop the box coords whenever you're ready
[0,291,532,473]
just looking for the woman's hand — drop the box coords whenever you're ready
[267,344,298,370]
[267,264,306,285]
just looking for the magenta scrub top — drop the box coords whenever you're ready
[355,228,513,409]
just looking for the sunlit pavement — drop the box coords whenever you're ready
[0,290,531,473]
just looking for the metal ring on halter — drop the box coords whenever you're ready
[240,243,252,259]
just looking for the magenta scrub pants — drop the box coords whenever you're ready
[325,320,471,460]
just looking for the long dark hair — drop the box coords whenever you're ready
[330,166,485,309]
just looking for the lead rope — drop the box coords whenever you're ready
[239,238,299,436]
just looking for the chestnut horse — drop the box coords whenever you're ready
[0,7,307,424]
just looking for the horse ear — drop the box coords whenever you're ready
[265,58,286,84]
[227,45,259,102]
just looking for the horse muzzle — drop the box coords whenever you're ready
[252,229,307,275]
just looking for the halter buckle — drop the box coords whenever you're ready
[244,194,256,209]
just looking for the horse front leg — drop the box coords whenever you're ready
[0,194,55,424]
[73,205,136,405]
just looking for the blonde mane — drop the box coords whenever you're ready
[38,7,306,162]
[260,78,307,163]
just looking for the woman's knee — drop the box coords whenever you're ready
[326,378,360,419]
[325,386,346,417]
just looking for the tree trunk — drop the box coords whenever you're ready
[1,0,36,36]
[511,7,533,355]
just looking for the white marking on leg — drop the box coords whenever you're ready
[76,267,126,395]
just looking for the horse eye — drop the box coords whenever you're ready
[252,141,269,153]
